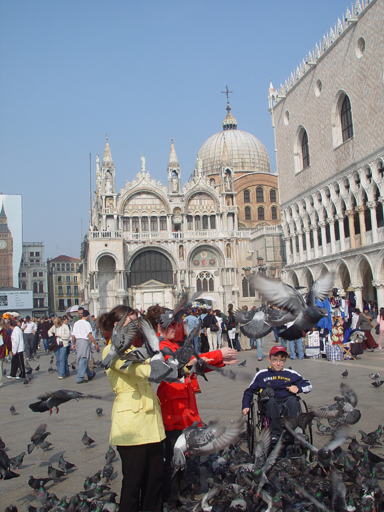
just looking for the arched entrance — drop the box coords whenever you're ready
[128,250,174,310]
[98,255,116,313]
[357,258,375,305]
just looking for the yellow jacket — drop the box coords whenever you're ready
[103,345,165,446]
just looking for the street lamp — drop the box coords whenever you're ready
[242,267,251,278]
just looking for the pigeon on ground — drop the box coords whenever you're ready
[35,485,49,505]
[4,506,18,512]
[50,356,54,364]
[47,464,66,481]
[29,389,101,415]
[102,463,113,482]
[105,446,116,464]
[80,484,110,500]
[35,365,40,372]
[2,368,6,376]
[236,306,295,339]
[39,440,52,451]
[10,405,16,415]
[341,369,348,378]
[316,421,335,435]
[96,407,103,417]
[28,424,51,454]
[28,475,51,491]
[158,292,200,329]
[250,271,334,340]
[0,437,5,450]
[172,417,245,470]
[58,454,76,473]
[47,366,56,373]
[238,360,246,367]
[71,363,76,370]
[358,430,382,447]
[101,493,118,512]
[371,377,384,388]
[82,431,95,449]
[9,451,26,470]
[310,382,361,425]
[88,469,102,485]
[101,312,141,369]
[26,367,33,375]
[0,450,20,480]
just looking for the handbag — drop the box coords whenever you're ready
[210,317,219,332]
[375,324,380,335]
[47,335,57,352]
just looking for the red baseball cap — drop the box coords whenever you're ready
[269,346,288,357]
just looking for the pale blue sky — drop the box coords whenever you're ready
[0,0,351,258]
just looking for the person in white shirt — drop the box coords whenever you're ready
[48,316,71,380]
[72,310,99,384]
[7,319,26,379]
[21,316,36,360]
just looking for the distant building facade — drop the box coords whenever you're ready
[269,0,384,307]
[0,203,14,287]
[47,255,81,314]
[81,104,284,316]
[19,242,48,317]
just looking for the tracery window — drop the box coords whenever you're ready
[242,277,255,298]
[33,282,38,293]
[341,95,353,142]
[256,187,264,203]
[39,282,44,293]
[196,271,214,292]
[123,217,130,231]
[302,130,310,169]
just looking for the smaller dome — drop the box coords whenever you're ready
[222,102,237,131]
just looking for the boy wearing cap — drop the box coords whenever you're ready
[241,346,312,441]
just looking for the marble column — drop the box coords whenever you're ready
[367,201,378,243]
[283,236,292,265]
[328,217,336,254]
[346,210,355,249]
[312,226,319,259]
[373,281,384,308]
[297,230,305,262]
[319,221,327,256]
[352,284,363,310]
[335,214,345,251]
[356,205,366,246]
[304,228,311,260]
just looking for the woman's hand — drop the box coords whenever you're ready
[242,408,249,415]
[220,347,238,364]
[188,356,213,366]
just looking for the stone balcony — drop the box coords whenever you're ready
[89,230,250,241]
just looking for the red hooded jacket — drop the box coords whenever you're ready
[157,338,224,431]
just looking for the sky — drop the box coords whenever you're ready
[0,0,354,259]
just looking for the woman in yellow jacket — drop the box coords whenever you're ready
[101,305,165,512]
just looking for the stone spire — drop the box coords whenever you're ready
[222,102,237,131]
[221,137,230,166]
[168,137,179,168]
[102,134,114,166]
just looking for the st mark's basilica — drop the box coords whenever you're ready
[80,101,283,315]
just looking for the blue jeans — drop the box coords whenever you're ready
[280,339,288,350]
[193,336,200,354]
[250,338,256,349]
[289,338,304,359]
[235,334,241,351]
[256,338,264,359]
[273,327,280,342]
[77,356,94,382]
[54,345,69,377]
[41,338,48,351]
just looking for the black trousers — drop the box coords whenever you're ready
[163,430,200,506]
[200,333,209,353]
[11,352,26,378]
[265,396,301,438]
[117,442,163,512]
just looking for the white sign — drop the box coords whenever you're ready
[0,290,33,310]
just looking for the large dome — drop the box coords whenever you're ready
[196,103,271,175]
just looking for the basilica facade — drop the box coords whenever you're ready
[81,104,283,315]
[268,0,384,308]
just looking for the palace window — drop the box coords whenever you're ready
[258,207,265,221]
[123,217,130,231]
[196,271,214,292]
[270,189,276,203]
[58,299,65,311]
[160,216,167,230]
[21,282,27,290]
[58,286,63,296]
[39,282,44,293]
[202,215,209,230]
[66,286,71,295]
[195,215,201,230]
[302,130,310,168]
[67,299,72,308]
[187,215,193,230]
[271,206,278,220]
[244,190,250,203]
[33,282,38,293]
[132,217,139,232]
[242,277,255,298]
[57,276,62,283]
[341,95,353,142]
[39,298,44,307]
[210,215,216,229]
[33,271,37,277]
[33,298,38,308]
[256,187,264,203]
[141,216,149,232]
[66,275,71,283]
[245,207,251,221]
[74,286,79,295]
[150,216,158,231]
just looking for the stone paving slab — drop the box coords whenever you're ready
[1,332,384,509]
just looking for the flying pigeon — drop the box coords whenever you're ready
[101,313,141,369]
[29,389,101,415]
[138,319,175,382]
[28,475,51,491]
[158,292,200,329]
[236,306,295,339]
[250,271,334,340]
[0,450,20,480]
[28,424,51,454]
[172,417,245,470]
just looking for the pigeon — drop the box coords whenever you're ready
[29,389,101,414]
[0,437,5,450]
[101,493,118,512]
[28,475,51,491]
[71,363,76,370]
[260,382,275,399]
[172,417,245,470]
[165,321,202,370]
[105,446,116,464]
[316,421,335,435]
[9,451,26,470]
[35,365,40,372]
[47,366,56,373]
[2,368,6,376]
[137,319,175,382]
[4,506,17,512]
[310,382,361,425]
[236,306,295,339]
[80,484,110,500]
[26,366,33,375]
[102,463,113,482]
[96,407,103,417]
[358,430,382,447]
[158,292,200,329]
[82,431,95,449]
[28,424,51,453]
[101,313,141,369]
[10,405,16,415]
[39,440,52,451]
[341,369,348,378]
[250,271,334,340]
[35,485,49,505]
[58,454,76,473]
[47,464,66,480]
[0,450,20,480]
[238,360,246,367]
[371,378,384,388]
[50,356,54,364]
